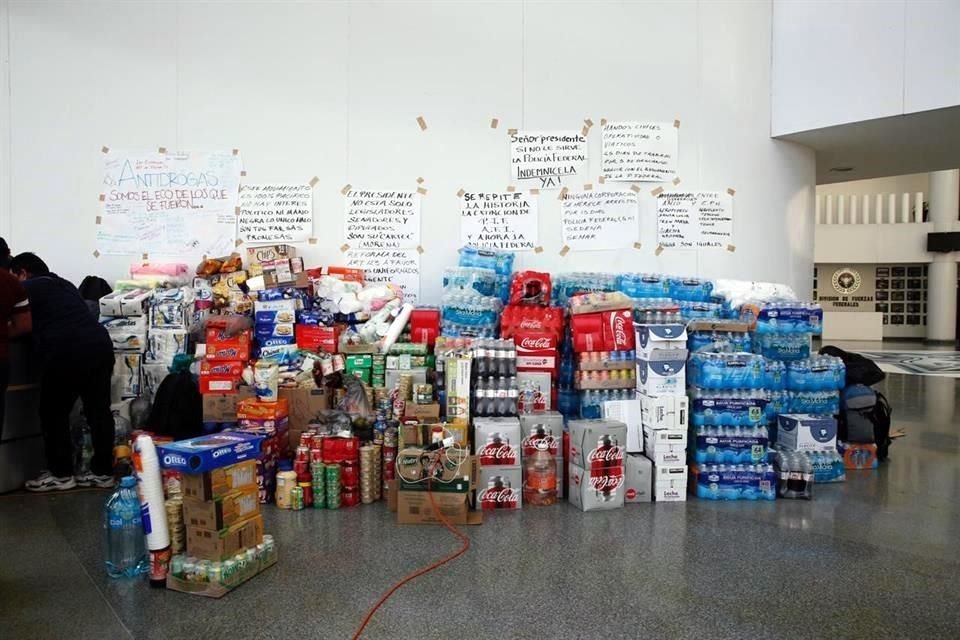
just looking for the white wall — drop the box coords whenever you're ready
[0,0,815,304]
[772,0,960,136]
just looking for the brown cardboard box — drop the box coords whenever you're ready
[279,387,329,444]
[182,485,260,530]
[181,460,258,501]
[404,403,441,421]
[202,387,255,423]
[397,455,481,525]
[186,513,264,561]
[387,479,398,512]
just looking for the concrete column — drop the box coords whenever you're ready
[926,169,959,342]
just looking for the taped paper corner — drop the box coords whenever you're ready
[600,118,608,127]
[141,253,149,262]
[583,118,594,128]
[309,176,320,187]
[308,238,318,245]
[534,246,544,254]
[630,185,641,194]
[95,215,102,225]
[672,177,681,186]
[673,119,681,128]
[507,128,518,136]
[655,245,665,256]
[416,116,428,131]
[416,176,425,184]
[100,145,110,154]
[557,187,569,201]
[559,245,570,257]
[490,118,499,129]
[417,245,425,255]
[580,125,589,137]
[340,243,350,253]
[456,188,465,198]
[240,170,247,177]
[529,188,540,195]
[235,239,243,248]
[633,242,642,250]
[651,186,664,196]
[92,249,100,258]
[417,186,428,195]
[341,184,352,195]
[506,186,516,193]
[157,146,167,154]
[583,183,593,191]
[727,187,736,196]
[598,176,606,184]
[727,244,737,253]
[232,148,240,156]
[98,193,106,202]
[234,206,241,215]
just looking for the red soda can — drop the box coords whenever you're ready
[299,433,313,448]
[341,486,359,507]
[310,448,323,464]
[341,461,359,487]
[295,446,309,463]
[299,482,313,508]
[294,459,309,478]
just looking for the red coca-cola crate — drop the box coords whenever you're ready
[515,331,559,374]
[296,324,341,353]
[410,308,440,347]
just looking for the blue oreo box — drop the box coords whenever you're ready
[156,432,264,473]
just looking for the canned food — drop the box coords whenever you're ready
[299,481,313,508]
[341,486,359,507]
[341,461,359,487]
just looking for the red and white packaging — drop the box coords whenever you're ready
[519,411,564,457]
[515,331,559,374]
[602,310,635,351]
[474,417,521,467]
[410,308,440,347]
[500,305,564,341]
[517,372,551,413]
[570,313,603,352]
[198,360,243,394]
[567,420,627,510]
[476,466,522,510]
[509,271,552,306]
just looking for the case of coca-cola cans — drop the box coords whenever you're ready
[474,417,522,510]
[476,466,522,510]
[500,305,564,341]
[567,419,628,511]
[570,310,635,353]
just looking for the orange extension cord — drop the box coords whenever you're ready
[351,453,472,640]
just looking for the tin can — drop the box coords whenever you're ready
[341,486,359,507]
[310,448,323,464]
[326,487,341,509]
[341,461,359,487]
[299,481,313,508]
[149,546,172,587]
[291,485,304,510]
[300,433,314,448]
[295,446,310,463]
[325,463,341,484]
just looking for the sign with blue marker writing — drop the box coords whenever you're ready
[97,150,242,256]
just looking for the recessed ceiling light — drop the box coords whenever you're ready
[829,166,854,172]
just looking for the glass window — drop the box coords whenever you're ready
[876,290,889,301]
[892,267,906,277]
[891,303,904,313]
[891,315,905,325]
[907,315,921,325]
[907,303,921,314]
[876,279,889,289]
[882,316,889,325]
[876,267,890,277]
[907,291,921,301]
[875,303,889,313]
[892,280,905,290]
[907,266,922,277]
[892,291,905,301]
[907,278,922,289]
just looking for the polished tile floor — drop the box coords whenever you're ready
[2,372,959,639]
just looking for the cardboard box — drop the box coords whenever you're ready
[404,402,441,421]
[643,425,688,465]
[519,411,564,457]
[652,462,688,502]
[778,414,837,452]
[635,352,687,397]
[253,299,297,324]
[396,447,473,491]
[181,460,258,501]
[474,417,522,467]
[237,398,289,426]
[166,545,276,598]
[634,323,687,358]
[263,270,310,289]
[112,352,142,400]
[568,463,625,511]
[476,466,522,510]
[100,288,153,317]
[102,316,148,351]
[278,387,329,435]
[386,368,427,393]
[567,419,627,469]
[145,328,189,362]
[602,399,643,453]
[246,245,297,275]
[186,513,264,561]
[624,453,653,503]
[157,433,263,474]
[639,393,688,430]
[182,485,260,530]
[839,442,878,469]
[295,324,341,353]
[255,322,295,342]
[199,360,243,394]
[397,490,482,525]
[202,393,239,423]
[205,329,252,362]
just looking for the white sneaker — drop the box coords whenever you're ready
[25,471,77,492]
[75,472,115,489]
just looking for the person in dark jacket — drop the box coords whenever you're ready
[0,238,33,445]
[9,252,115,491]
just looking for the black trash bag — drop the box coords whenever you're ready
[147,363,203,441]
[819,345,886,387]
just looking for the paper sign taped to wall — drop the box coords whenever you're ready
[656,191,733,249]
[345,249,420,305]
[601,121,678,182]
[510,130,587,189]
[343,189,421,249]
[96,150,241,256]
[237,183,312,244]
[560,190,640,251]
[460,191,538,251]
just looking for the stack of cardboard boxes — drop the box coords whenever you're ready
[567,419,628,511]
[474,417,523,510]
[635,322,689,502]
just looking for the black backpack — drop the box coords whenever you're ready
[819,345,885,387]
[147,369,203,441]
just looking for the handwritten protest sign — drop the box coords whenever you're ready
[343,189,420,249]
[602,121,678,182]
[560,190,639,250]
[97,150,241,256]
[238,184,312,244]
[657,191,733,249]
[510,130,587,189]
[345,249,420,305]
[460,191,538,251]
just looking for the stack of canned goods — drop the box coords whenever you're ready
[170,535,275,586]
[165,496,185,554]
[383,425,398,489]
[326,463,342,509]
[359,445,383,504]
[311,457,326,508]
[372,354,386,387]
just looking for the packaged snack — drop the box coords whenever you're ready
[254,361,280,401]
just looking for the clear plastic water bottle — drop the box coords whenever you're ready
[104,476,148,578]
